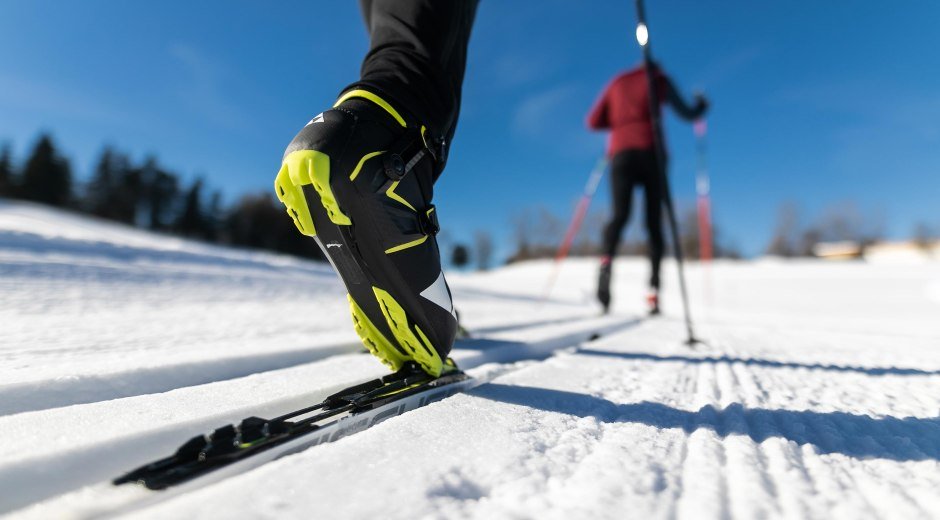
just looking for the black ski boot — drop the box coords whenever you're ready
[274,90,457,377]
[597,258,612,314]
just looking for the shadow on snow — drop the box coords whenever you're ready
[471,383,940,462]
[575,348,940,377]
[470,314,596,336]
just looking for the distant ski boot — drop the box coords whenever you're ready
[597,257,612,313]
[647,289,661,316]
[274,90,458,377]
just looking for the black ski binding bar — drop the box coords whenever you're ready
[113,363,467,490]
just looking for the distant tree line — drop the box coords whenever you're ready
[0,134,324,261]
[506,204,740,263]
[765,201,886,257]
[438,228,494,272]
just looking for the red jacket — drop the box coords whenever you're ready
[586,66,667,156]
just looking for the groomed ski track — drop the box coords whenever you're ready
[2,314,638,519]
[2,200,940,519]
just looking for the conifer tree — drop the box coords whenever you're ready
[0,144,13,197]
[20,134,72,207]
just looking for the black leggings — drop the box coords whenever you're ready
[349,0,479,150]
[601,148,665,289]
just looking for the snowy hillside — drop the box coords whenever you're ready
[2,198,940,519]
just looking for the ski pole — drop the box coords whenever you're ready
[695,119,713,263]
[541,157,608,302]
[635,0,700,346]
[694,119,714,308]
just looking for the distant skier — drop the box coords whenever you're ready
[274,1,479,378]
[587,62,707,315]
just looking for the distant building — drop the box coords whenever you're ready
[813,240,939,262]
[813,241,862,260]
[864,240,939,263]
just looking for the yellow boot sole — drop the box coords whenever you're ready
[348,295,412,372]
[372,287,444,377]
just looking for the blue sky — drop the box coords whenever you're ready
[1,1,938,258]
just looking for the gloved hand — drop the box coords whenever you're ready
[693,91,710,113]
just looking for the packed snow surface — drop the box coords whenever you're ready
[1,199,939,519]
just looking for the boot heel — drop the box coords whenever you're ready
[274,156,316,237]
[275,150,353,237]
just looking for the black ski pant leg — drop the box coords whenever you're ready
[352,0,479,152]
[601,150,637,259]
[641,150,665,290]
